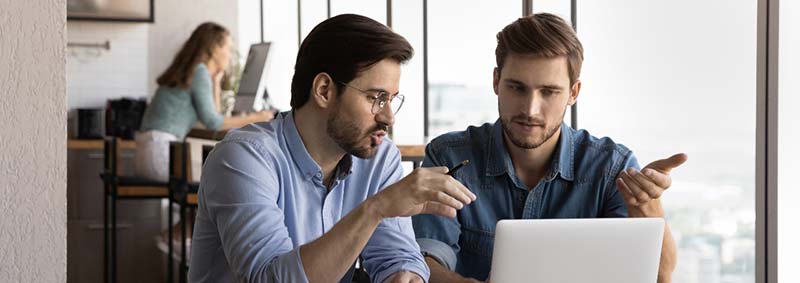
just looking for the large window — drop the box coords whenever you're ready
[238,2,787,281]
[531,0,571,24]
[330,0,386,24]
[426,1,518,139]
[778,0,799,281]
[236,0,299,111]
[531,1,573,127]
[390,0,426,145]
[300,0,327,41]
[577,1,757,282]
[261,1,300,111]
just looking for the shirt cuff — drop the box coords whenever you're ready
[372,261,431,283]
[267,246,309,283]
[417,238,457,271]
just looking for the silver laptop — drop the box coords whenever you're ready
[490,218,664,283]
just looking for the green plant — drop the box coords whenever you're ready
[221,48,243,92]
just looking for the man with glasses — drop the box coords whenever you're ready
[412,13,686,283]
[189,14,475,283]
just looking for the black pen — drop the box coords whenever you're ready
[447,160,470,176]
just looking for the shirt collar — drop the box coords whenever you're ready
[485,120,574,182]
[335,155,353,180]
[283,111,321,180]
[283,111,353,181]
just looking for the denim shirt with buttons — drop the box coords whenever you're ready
[412,120,639,281]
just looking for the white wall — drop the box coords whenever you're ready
[0,0,67,282]
[66,1,240,110]
[67,22,150,109]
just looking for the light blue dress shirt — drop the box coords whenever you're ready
[189,111,429,283]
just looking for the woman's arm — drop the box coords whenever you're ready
[192,64,274,131]
[212,72,222,113]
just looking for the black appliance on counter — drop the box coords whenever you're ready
[75,108,105,139]
[105,98,147,140]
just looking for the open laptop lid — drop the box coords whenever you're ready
[490,218,664,283]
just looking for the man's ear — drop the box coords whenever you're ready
[493,67,500,95]
[568,80,582,106]
[311,72,335,110]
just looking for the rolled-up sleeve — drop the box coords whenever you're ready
[200,139,307,282]
[363,217,431,282]
[361,147,431,282]
[411,143,462,271]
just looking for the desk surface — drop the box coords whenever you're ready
[397,145,425,159]
[187,128,229,141]
[68,136,425,186]
[67,132,426,159]
[66,129,226,150]
[186,129,427,158]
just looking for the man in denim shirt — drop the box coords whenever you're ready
[190,15,476,283]
[412,13,687,283]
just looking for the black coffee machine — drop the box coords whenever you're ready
[105,98,147,140]
[75,108,105,139]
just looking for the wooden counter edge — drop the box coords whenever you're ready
[68,139,136,150]
[397,145,425,158]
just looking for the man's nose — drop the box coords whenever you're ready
[522,91,544,116]
[374,104,395,127]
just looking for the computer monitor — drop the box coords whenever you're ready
[234,42,271,112]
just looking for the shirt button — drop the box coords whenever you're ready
[315,173,322,178]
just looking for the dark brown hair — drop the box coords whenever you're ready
[290,14,413,109]
[157,22,230,89]
[496,13,584,85]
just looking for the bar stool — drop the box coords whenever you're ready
[99,137,173,283]
[167,143,214,283]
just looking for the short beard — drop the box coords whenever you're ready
[500,110,564,149]
[326,103,385,159]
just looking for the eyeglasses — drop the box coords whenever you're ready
[337,81,405,115]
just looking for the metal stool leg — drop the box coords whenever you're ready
[103,185,109,283]
[111,186,117,283]
[180,198,187,283]
[168,194,174,283]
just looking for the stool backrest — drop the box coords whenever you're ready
[169,141,192,182]
[103,137,122,176]
[202,144,215,165]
